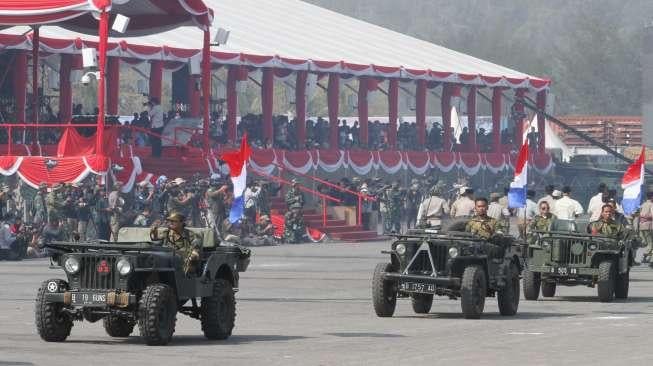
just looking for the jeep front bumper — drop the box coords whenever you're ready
[45,291,137,307]
[383,272,461,287]
[528,265,599,277]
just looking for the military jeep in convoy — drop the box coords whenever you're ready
[35,227,251,345]
[372,226,524,319]
[523,220,635,303]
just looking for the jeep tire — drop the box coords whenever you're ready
[35,279,73,342]
[411,294,433,314]
[522,269,541,300]
[372,262,397,317]
[104,314,135,337]
[460,265,486,319]
[541,281,556,298]
[597,260,616,302]
[498,263,520,316]
[201,279,236,340]
[138,283,177,346]
[615,268,629,299]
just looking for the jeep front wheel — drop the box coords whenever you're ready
[597,260,616,302]
[615,269,629,299]
[104,315,135,337]
[522,269,541,300]
[541,281,556,298]
[411,294,433,314]
[201,279,236,340]
[498,263,520,316]
[35,279,73,342]
[372,263,397,317]
[460,265,486,319]
[138,283,177,346]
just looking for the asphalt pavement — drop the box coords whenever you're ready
[1,241,652,366]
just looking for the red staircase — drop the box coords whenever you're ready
[269,197,382,242]
[138,154,385,243]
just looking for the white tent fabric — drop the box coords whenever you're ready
[1,0,549,91]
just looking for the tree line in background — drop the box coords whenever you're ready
[307,0,647,116]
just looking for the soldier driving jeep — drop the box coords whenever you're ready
[150,212,202,275]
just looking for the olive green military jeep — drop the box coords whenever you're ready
[35,227,250,345]
[523,220,635,303]
[372,225,524,319]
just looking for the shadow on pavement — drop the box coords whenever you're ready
[395,312,579,320]
[65,334,311,346]
[324,332,405,338]
[547,296,653,303]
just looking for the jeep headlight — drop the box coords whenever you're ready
[395,243,407,255]
[116,258,132,276]
[588,243,598,251]
[64,257,80,274]
[448,247,459,258]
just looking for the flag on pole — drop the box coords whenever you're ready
[508,142,529,208]
[621,146,646,215]
[221,135,251,223]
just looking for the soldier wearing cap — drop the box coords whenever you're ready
[32,183,48,226]
[381,181,403,234]
[466,197,501,240]
[284,202,306,243]
[285,179,305,210]
[588,204,625,240]
[46,183,65,224]
[416,184,449,228]
[405,181,422,229]
[451,188,475,218]
[639,190,653,263]
[150,212,202,275]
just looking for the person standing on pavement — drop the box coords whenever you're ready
[587,183,608,222]
[552,186,584,221]
[639,191,653,263]
[148,97,164,157]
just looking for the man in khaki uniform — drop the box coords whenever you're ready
[416,185,449,227]
[150,212,202,275]
[450,188,475,218]
[466,197,501,240]
[639,191,653,262]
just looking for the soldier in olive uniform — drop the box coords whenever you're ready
[32,183,48,226]
[206,181,228,233]
[46,183,65,223]
[529,201,556,233]
[381,182,403,234]
[639,191,653,263]
[150,212,202,275]
[285,180,305,210]
[284,203,306,243]
[465,197,501,240]
[588,205,625,239]
[405,182,422,229]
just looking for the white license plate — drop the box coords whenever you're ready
[71,292,107,305]
[400,281,437,294]
[550,267,577,275]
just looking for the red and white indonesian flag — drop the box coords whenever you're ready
[621,146,646,215]
[508,142,528,208]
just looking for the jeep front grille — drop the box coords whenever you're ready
[79,256,118,290]
[551,239,587,265]
[405,244,449,275]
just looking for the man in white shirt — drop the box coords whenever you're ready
[148,97,165,157]
[243,182,261,223]
[516,190,538,238]
[552,186,584,220]
[587,183,607,222]
[537,185,556,210]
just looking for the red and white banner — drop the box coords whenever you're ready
[0,154,109,188]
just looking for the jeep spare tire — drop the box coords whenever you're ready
[460,265,486,319]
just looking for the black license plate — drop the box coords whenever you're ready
[549,267,577,276]
[70,292,107,306]
[399,281,437,294]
